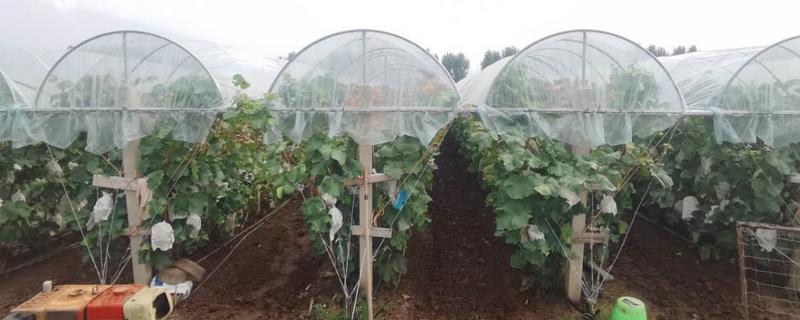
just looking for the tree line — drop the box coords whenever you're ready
[283,41,698,83]
[439,43,698,82]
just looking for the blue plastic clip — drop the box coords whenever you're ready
[393,190,409,210]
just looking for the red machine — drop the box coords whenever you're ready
[6,284,110,320]
[85,285,145,320]
[3,282,171,320]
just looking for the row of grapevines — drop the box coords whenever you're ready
[451,116,670,290]
[297,133,434,285]
[0,92,302,271]
[0,142,85,252]
[645,117,800,260]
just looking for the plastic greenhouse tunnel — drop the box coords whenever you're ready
[661,35,800,147]
[0,43,50,107]
[267,29,461,146]
[0,43,50,139]
[457,29,686,147]
[0,30,283,154]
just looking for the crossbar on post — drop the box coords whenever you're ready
[350,144,397,320]
[92,141,152,284]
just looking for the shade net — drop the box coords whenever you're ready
[268,30,460,145]
[662,37,800,147]
[1,31,281,154]
[459,30,685,147]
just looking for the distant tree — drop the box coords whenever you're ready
[688,45,698,53]
[424,48,440,60]
[501,46,519,58]
[647,45,669,57]
[441,52,470,82]
[481,50,503,69]
[282,51,297,60]
[672,45,687,56]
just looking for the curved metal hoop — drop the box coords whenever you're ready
[267,28,460,104]
[34,30,225,110]
[486,29,688,112]
[717,35,800,108]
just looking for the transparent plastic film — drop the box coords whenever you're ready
[461,30,685,147]
[662,36,800,147]
[269,30,460,145]
[0,43,49,106]
[0,43,49,140]
[4,31,280,154]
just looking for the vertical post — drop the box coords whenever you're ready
[581,31,587,84]
[123,140,152,284]
[736,223,749,319]
[362,31,367,86]
[789,176,800,297]
[567,213,587,304]
[566,145,590,304]
[121,32,151,285]
[358,144,375,319]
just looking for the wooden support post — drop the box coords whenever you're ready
[122,141,152,285]
[567,213,587,304]
[357,144,375,320]
[349,144,396,319]
[787,174,800,301]
[92,171,153,283]
[566,145,591,304]
[736,224,749,320]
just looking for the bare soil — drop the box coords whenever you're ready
[0,135,748,319]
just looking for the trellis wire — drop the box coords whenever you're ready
[737,222,800,319]
[188,198,289,298]
[44,144,103,283]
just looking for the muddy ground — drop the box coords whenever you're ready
[0,135,747,319]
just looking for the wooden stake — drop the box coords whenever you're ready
[736,223,749,320]
[357,144,375,320]
[122,140,152,285]
[566,145,591,304]
[567,213,587,303]
[787,175,800,311]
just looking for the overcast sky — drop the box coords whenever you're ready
[1,0,797,73]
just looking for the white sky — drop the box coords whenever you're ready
[1,0,798,73]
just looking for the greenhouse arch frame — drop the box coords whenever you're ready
[0,42,50,107]
[267,28,461,146]
[34,30,225,111]
[458,29,687,147]
[267,28,459,100]
[663,34,800,146]
[718,35,800,115]
[3,29,284,154]
[486,29,686,112]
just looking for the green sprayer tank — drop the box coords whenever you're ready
[610,297,647,320]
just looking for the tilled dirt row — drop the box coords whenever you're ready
[0,134,745,320]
